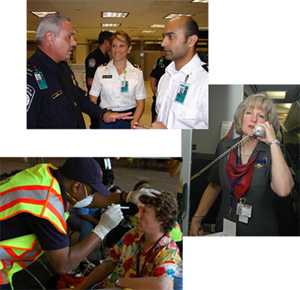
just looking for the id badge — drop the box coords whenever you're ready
[121,80,128,93]
[238,215,249,223]
[236,200,252,224]
[34,71,48,90]
[175,83,189,104]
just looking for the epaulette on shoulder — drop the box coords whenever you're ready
[133,63,141,70]
[101,64,109,71]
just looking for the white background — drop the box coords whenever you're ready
[184,237,300,290]
[0,0,299,289]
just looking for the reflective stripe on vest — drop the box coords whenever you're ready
[0,164,67,286]
[0,234,43,286]
[0,164,67,234]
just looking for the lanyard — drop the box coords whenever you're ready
[136,233,166,277]
[123,69,127,81]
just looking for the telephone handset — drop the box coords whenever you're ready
[253,125,266,138]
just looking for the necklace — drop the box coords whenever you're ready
[136,233,166,277]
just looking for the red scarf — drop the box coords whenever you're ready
[226,148,257,200]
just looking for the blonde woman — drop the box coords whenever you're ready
[89,31,146,129]
[190,94,294,236]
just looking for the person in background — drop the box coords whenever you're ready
[152,16,208,129]
[27,14,132,129]
[89,31,146,129]
[85,31,113,93]
[75,191,181,290]
[149,51,171,123]
[189,94,295,236]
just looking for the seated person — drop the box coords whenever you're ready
[75,190,181,290]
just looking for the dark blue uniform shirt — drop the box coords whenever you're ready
[150,57,171,84]
[27,49,104,129]
[85,47,110,92]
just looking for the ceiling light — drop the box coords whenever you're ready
[142,30,155,33]
[150,24,165,28]
[102,23,121,28]
[192,0,208,3]
[32,11,57,18]
[282,104,292,109]
[101,12,129,18]
[145,41,161,45]
[165,13,192,19]
[265,91,287,99]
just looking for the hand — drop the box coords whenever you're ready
[126,187,161,204]
[103,111,133,123]
[256,122,277,144]
[132,121,150,129]
[131,120,139,129]
[189,216,205,236]
[151,121,167,129]
[92,204,123,240]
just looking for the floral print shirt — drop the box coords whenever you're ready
[102,227,181,287]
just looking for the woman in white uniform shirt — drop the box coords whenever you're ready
[90,31,146,129]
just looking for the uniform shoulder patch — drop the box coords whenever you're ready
[27,84,35,112]
[88,58,96,68]
[133,63,141,70]
[27,67,33,77]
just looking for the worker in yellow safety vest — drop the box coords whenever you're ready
[0,158,156,289]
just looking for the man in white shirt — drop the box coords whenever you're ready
[152,16,208,129]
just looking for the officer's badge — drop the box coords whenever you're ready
[89,58,96,68]
[26,84,35,112]
[51,90,63,100]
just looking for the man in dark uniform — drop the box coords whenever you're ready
[149,51,171,122]
[27,13,131,129]
[85,31,113,92]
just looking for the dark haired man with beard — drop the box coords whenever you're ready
[152,16,208,129]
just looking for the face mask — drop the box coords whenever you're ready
[73,194,94,208]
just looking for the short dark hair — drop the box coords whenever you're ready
[139,191,178,233]
[185,17,200,38]
[184,17,199,49]
[98,31,113,45]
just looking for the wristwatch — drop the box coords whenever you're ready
[269,139,280,146]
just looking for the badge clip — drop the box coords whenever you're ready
[34,70,48,90]
[175,74,189,104]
